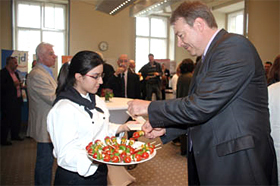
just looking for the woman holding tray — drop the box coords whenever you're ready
[47,51,133,185]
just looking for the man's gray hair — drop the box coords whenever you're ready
[35,42,54,62]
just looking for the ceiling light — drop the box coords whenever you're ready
[132,0,177,17]
[96,0,137,16]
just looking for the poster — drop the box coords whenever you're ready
[62,55,73,64]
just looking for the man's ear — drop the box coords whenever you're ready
[194,17,205,32]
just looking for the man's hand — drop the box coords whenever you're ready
[154,72,160,76]
[117,121,139,134]
[114,67,125,76]
[142,120,166,139]
[127,99,151,117]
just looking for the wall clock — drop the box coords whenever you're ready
[99,41,108,51]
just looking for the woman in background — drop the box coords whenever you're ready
[267,54,280,86]
[176,58,195,99]
[47,51,132,185]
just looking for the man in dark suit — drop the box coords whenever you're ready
[127,1,277,185]
[0,56,23,146]
[107,54,140,99]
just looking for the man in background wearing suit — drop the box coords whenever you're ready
[0,56,23,146]
[107,54,140,99]
[27,42,57,185]
[129,59,136,73]
[128,1,277,185]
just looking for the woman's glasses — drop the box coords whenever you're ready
[85,73,105,80]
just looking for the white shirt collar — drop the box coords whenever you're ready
[81,92,91,101]
[203,29,221,57]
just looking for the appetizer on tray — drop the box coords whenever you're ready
[86,131,160,165]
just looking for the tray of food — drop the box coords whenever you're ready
[86,131,159,165]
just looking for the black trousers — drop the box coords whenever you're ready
[161,89,166,100]
[54,164,108,185]
[146,83,161,100]
[1,98,22,143]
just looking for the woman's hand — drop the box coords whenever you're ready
[116,121,139,134]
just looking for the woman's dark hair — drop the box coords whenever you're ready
[56,51,104,95]
[180,58,195,74]
[267,54,280,85]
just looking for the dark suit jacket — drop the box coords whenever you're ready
[0,67,23,111]
[98,63,115,94]
[147,29,277,185]
[107,69,141,99]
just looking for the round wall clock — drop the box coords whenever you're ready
[99,41,108,51]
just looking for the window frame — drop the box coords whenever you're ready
[226,9,245,35]
[12,0,69,73]
[135,16,169,72]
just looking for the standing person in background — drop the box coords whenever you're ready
[27,42,57,185]
[107,54,140,99]
[264,61,272,79]
[0,56,23,146]
[162,63,170,89]
[128,1,277,185]
[268,81,280,183]
[170,65,181,99]
[160,63,170,100]
[267,54,280,86]
[176,58,195,99]
[139,54,162,100]
[129,59,136,73]
[47,51,134,185]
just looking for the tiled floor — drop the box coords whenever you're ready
[1,134,188,186]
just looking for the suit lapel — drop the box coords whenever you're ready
[189,59,202,94]
[204,29,228,63]
[189,29,228,94]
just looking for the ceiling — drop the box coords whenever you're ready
[80,0,244,17]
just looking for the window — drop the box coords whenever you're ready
[13,0,68,73]
[135,16,168,72]
[227,10,244,35]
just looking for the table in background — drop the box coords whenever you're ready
[104,97,133,124]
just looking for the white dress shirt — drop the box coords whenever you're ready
[268,82,280,182]
[47,94,120,177]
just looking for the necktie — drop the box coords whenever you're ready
[121,73,125,97]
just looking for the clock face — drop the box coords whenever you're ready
[99,41,108,51]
